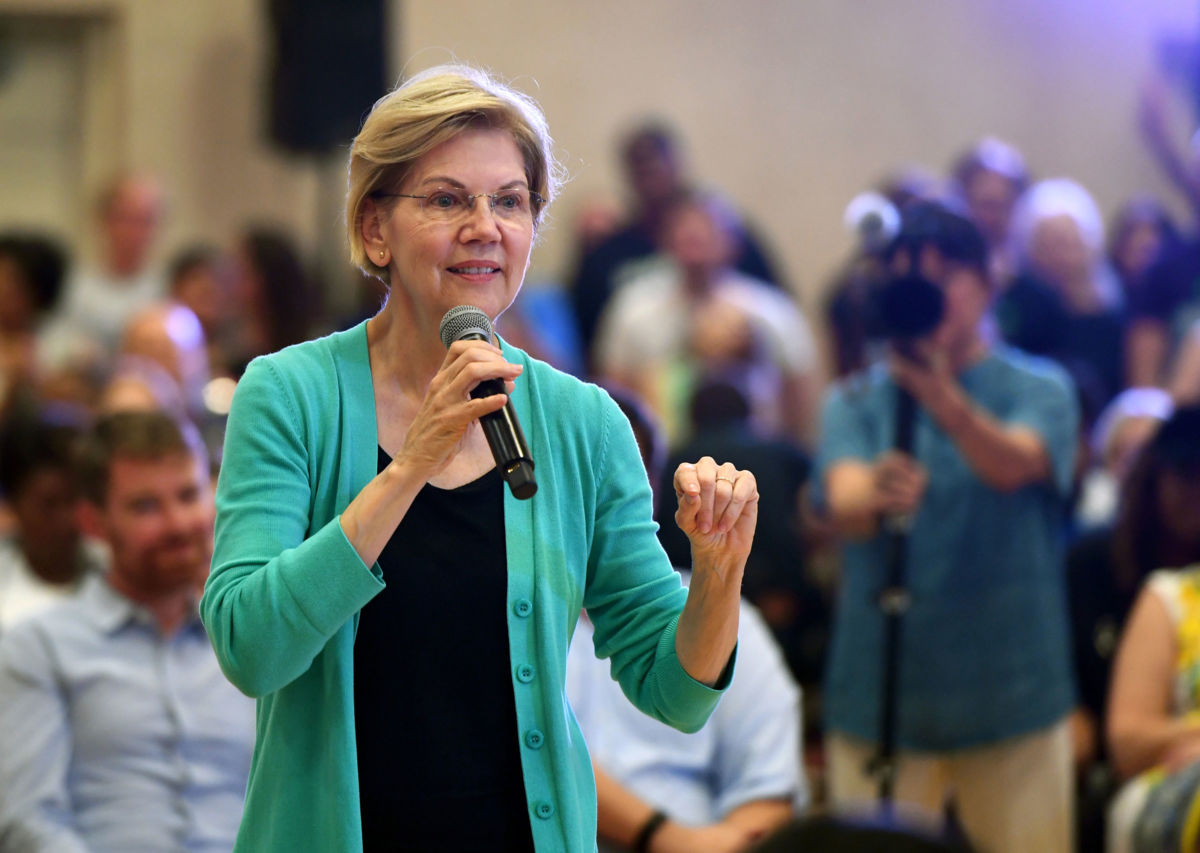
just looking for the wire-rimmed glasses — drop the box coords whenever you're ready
[376,186,543,225]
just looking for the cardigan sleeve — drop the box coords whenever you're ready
[200,357,383,697]
[579,390,725,733]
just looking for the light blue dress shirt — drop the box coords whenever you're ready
[566,581,807,836]
[0,573,255,852]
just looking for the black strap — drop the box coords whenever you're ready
[633,810,669,853]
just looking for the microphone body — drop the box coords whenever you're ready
[439,306,537,499]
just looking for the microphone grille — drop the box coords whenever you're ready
[439,305,494,349]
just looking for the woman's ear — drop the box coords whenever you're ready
[360,198,389,266]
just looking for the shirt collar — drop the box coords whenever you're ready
[80,573,204,637]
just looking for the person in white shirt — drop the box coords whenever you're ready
[594,190,817,445]
[39,173,168,381]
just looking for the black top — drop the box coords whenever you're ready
[1136,238,1200,327]
[1065,525,1138,761]
[994,273,1126,409]
[355,448,533,852]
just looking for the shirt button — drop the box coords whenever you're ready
[524,729,544,749]
[534,800,554,820]
[513,598,533,618]
[516,664,536,684]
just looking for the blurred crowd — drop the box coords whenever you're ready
[4,57,1200,853]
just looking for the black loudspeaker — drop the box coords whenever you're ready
[267,0,387,154]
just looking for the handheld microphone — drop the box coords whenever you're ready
[438,305,537,500]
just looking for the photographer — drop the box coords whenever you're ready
[814,203,1079,853]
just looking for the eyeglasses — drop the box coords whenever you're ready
[375,186,544,224]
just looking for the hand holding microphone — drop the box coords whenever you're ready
[438,306,537,499]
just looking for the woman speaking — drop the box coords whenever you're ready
[200,64,758,852]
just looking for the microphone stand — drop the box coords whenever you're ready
[867,382,916,814]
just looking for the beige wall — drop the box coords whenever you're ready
[0,0,322,277]
[402,0,1199,308]
[1,0,1197,332]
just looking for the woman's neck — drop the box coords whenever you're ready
[367,301,446,395]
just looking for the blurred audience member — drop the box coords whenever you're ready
[0,402,103,633]
[168,244,239,379]
[0,410,254,852]
[816,203,1078,852]
[228,225,323,374]
[117,302,211,422]
[0,232,68,414]
[948,136,1030,284]
[1005,178,1127,407]
[594,190,816,444]
[1104,406,1200,853]
[40,173,167,378]
[1065,390,1173,851]
[569,388,806,853]
[570,120,784,368]
[1108,196,1180,305]
[1074,387,1175,531]
[97,357,187,419]
[1124,72,1200,387]
[1115,198,1198,391]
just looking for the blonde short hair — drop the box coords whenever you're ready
[346,64,562,281]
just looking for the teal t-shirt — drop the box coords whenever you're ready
[815,345,1079,750]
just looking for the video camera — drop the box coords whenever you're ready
[867,201,989,353]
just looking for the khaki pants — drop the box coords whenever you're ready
[826,718,1073,853]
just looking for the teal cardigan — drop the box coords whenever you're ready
[200,322,725,852]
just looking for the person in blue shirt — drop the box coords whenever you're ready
[0,410,255,852]
[815,203,1079,853]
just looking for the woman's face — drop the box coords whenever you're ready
[964,168,1019,246]
[1115,221,1163,282]
[375,128,534,326]
[1029,214,1091,287]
